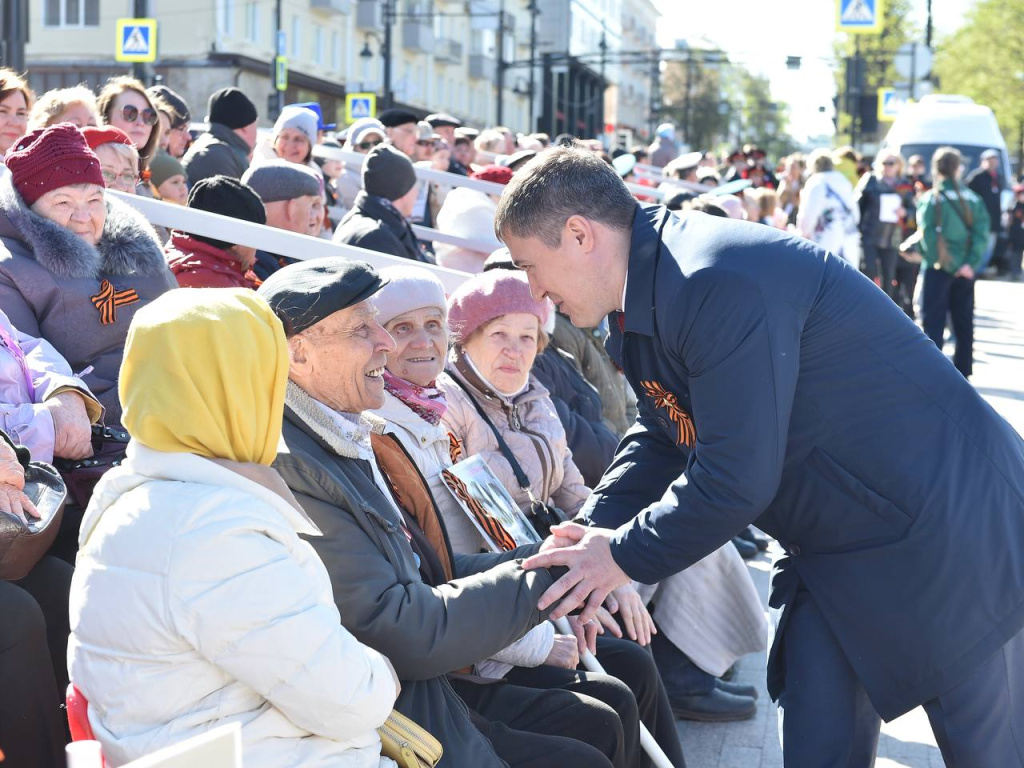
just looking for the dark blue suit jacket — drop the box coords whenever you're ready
[581,204,1024,721]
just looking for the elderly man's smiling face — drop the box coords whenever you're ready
[287,299,396,413]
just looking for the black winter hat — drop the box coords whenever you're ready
[207,87,258,129]
[186,175,267,250]
[377,108,419,128]
[363,144,418,201]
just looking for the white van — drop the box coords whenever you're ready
[880,93,1012,208]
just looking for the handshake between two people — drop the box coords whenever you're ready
[525,521,655,657]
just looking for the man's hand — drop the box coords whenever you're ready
[955,264,975,280]
[523,522,631,623]
[543,635,581,669]
[606,584,656,646]
[44,392,93,460]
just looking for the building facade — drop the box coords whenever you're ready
[25,0,534,131]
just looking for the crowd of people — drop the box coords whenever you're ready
[0,64,1018,768]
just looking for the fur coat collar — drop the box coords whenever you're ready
[0,176,167,280]
[285,380,387,461]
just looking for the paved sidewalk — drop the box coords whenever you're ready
[674,280,1024,768]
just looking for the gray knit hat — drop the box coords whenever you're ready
[362,144,418,201]
[273,105,318,145]
[241,160,321,203]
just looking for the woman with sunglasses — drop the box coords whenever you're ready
[96,77,162,179]
[337,117,387,212]
[854,151,914,305]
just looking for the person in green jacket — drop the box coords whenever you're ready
[916,146,991,378]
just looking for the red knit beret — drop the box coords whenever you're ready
[79,125,135,151]
[5,123,105,206]
[471,165,514,186]
[447,270,549,345]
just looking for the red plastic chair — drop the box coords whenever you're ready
[66,683,96,743]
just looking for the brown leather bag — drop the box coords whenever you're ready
[0,461,67,581]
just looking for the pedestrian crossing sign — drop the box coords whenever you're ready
[115,18,157,63]
[836,0,883,34]
[877,88,910,122]
[345,93,376,124]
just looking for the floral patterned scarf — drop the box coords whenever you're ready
[383,370,448,426]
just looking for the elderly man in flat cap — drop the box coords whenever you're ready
[259,259,644,768]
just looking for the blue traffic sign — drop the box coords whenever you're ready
[116,18,157,62]
[345,93,377,123]
[836,0,883,34]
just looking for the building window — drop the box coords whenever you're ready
[332,30,341,71]
[244,1,260,43]
[313,25,324,65]
[222,0,236,37]
[291,16,301,58]
[44,0,99,27]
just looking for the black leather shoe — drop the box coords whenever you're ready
[738,526,771,551]
[732,536,758,560]
[669,688,757,722]
[715,678,759,700]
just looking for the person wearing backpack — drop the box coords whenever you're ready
[916,147,991,379]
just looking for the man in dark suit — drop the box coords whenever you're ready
[500,143,1024,767]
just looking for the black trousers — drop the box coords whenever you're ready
[778,588,1024,767]
[921,267,975,378]
[0,556,73,768]
[863,244,901,303]
[894,256,920,319]
[451,677,619,768]
[506,635,687,768]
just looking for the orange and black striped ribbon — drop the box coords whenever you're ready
[442,469,517,552]
[90,280,139,325]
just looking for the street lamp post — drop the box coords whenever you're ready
[527,0,539,132]
[382,0,393,110]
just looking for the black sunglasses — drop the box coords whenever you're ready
[357,139,382,151]
[416,139,435,147]
[882,160,898,166]
[120,104,158,126]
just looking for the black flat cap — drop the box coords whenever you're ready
[257,258,388,337]
[378,108,419,128]
[426,112,462,128]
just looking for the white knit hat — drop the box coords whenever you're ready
[373,266,448,327]
[272,105,318,145]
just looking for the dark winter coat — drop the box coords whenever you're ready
[531,346,618,487]
[583,204,1024,722]
[333,192,429,263]
[181,123,252,186]
[966,166,1003,234]
[0,177,176,425]
[273,382,559,768]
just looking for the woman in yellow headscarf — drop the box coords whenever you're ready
[66,288,400,768]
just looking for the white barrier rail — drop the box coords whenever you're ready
[110,191,472,294]
[411,225,499,256]
[313,144,674,202]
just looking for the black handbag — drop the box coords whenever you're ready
[454,381,567,540]
[53,424,131,509]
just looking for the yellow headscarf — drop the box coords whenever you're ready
[120,288,289,466]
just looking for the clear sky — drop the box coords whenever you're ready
[652,0,973,142]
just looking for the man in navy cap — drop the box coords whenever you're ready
[504,143,1024,767]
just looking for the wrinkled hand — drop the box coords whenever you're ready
[45,392,93,460]
[0,442,36,524]
[566,614,599,657]
[523,522,631,623]
[606,585,656,646]
[543,634,581,669]
[955,264,975,280]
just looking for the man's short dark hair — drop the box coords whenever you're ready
[494,143,637,248]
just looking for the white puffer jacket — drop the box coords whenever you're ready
[68,443,398,768]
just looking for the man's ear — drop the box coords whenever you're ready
[287,335,312,379]
[565,215,596,253]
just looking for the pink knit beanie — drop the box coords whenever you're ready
[447,270,549,345]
